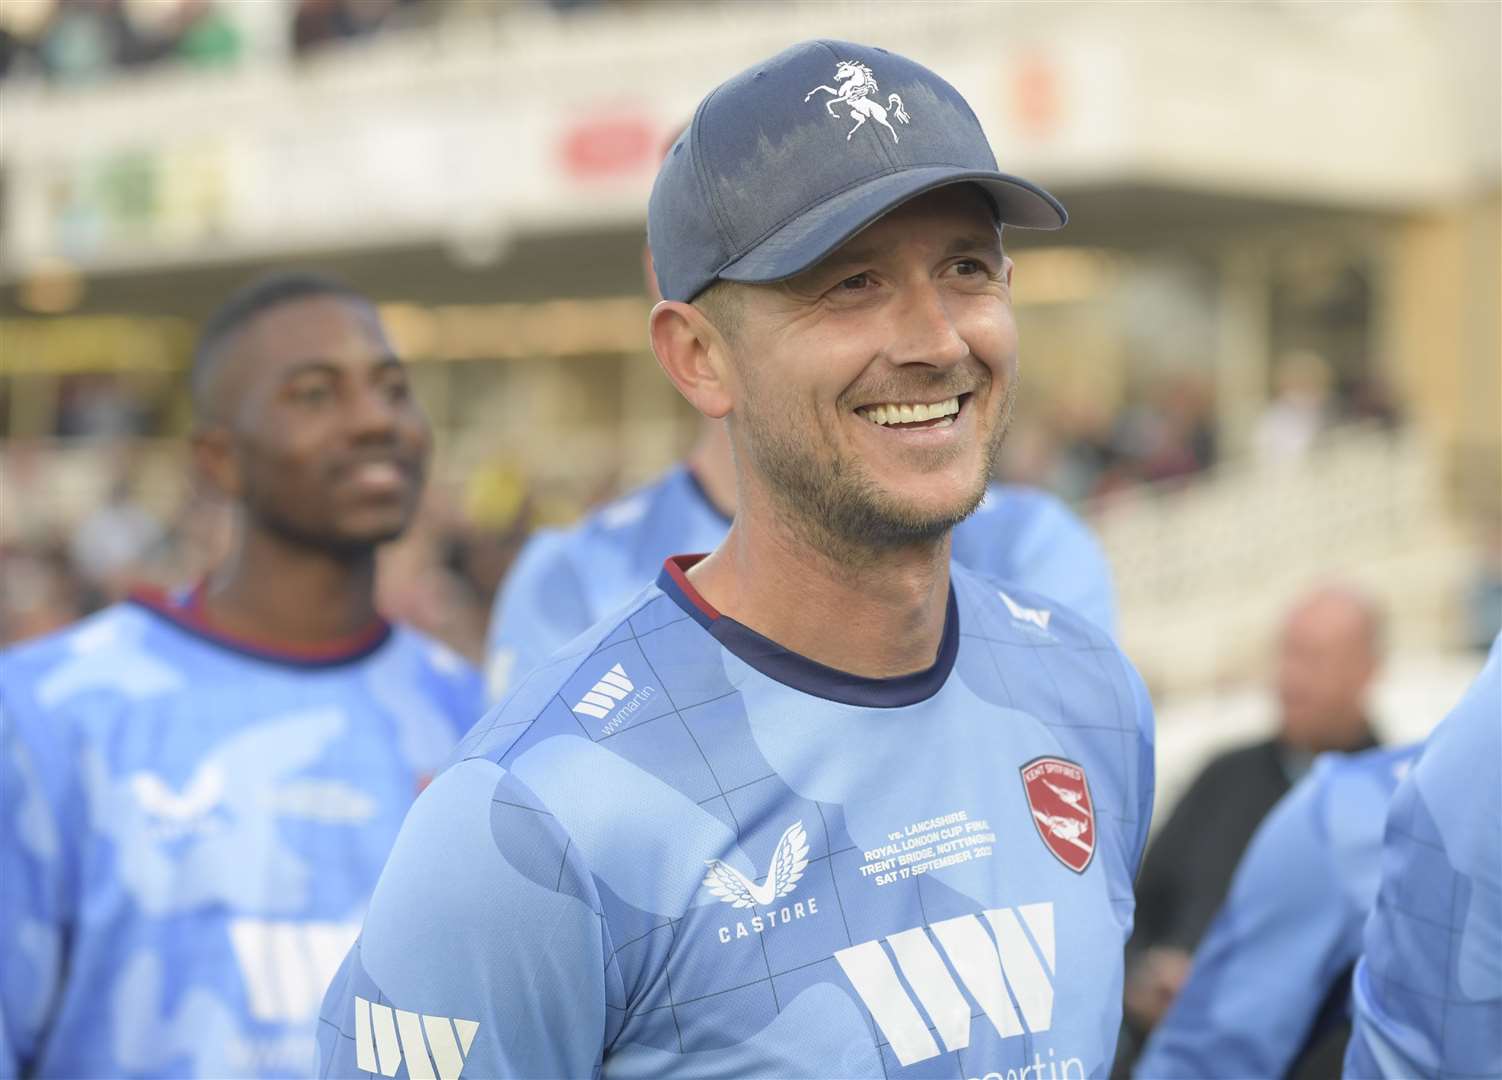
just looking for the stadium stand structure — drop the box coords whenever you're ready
[1093,423,1473,697]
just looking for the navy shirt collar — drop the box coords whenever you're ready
[658,555,958,708]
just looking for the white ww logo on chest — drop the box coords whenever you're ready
[834,903,1055,1067]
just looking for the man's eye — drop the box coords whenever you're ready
[291,383,333,405]
[381,378,411,403]
[953,258,987,276]
[836,273,871,291]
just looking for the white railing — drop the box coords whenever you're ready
[1092,424,1472,696]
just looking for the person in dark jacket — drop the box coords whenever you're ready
[1119,586,1384,1076]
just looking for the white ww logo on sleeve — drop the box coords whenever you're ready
[354,996,479,1080]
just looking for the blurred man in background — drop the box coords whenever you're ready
[1133,739,1419,1079]
[0,272,484,1078]
[485,197,1118,701]
[1345,632,1500,1079]
[1118,585,1383,1067]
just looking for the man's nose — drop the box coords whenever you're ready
[885,281,969,369]
[346,383,402,440]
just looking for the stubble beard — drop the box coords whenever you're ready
[241,471,412,562]
[741,373,1017,568]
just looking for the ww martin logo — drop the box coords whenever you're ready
[999,590,1052,633]
[571,663,636,719]
[571,662,656,737]
[354,996,477,1080]
[835,903,1055,1067]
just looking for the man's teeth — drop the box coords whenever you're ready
[859,396,961,426]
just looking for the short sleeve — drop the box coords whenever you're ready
[316,757,621,1079]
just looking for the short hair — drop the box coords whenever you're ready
[692,279,743,342]
[191,270,369,419]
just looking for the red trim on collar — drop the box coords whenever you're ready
[663,555,719,621]
[129,583,392,665]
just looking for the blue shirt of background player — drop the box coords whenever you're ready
[485,465,1117,699]
[0,593,483,1078]
[317,558,1153,1079]
[1344,633,1501,1079]
[1134,742,1419,1079]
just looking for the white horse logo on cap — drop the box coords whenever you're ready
[805,60,911,144]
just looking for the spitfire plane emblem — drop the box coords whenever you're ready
[703,821,810,908]
[1020,757,1096,873]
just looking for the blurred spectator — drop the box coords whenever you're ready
[36,0,131,83]
[67,476,166,601]
[0,0,53,79]
[0,438,59,549]
[55,375,151,439]
[0,0,256,83]
[292,0,426,57]
[1047,397,1120,501]
[0,541,88,646]
[1144,374,1216,483]
[1254,349,1334,464]
[1117,585,1384,1072]
[1342,371,1402,429]
[170,0,242,68]
[1009,374,1219,503]
[22,0,238,83]
[1133,740,1420,1080]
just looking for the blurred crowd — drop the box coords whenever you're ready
[999,354,1402,505]
[1001,375,1220,504]
[0,0,619,84]
[6,351,1491,662]
[2,0,248,83]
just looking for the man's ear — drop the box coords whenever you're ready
[191,425,242,501]
[649,300,735,420]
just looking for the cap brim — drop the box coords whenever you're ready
[716,167,1066,287]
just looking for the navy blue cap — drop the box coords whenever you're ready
[648,39,1067,303]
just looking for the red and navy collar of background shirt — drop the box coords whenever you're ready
[129,583,393,669]
[658,554,959,708]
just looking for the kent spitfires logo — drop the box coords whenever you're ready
[1020,757,1096,873]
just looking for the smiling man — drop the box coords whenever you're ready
[318,41,1153,1079]
[484,212,1117,706]
[0,273,483,1078]
[484,252,1118,707]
